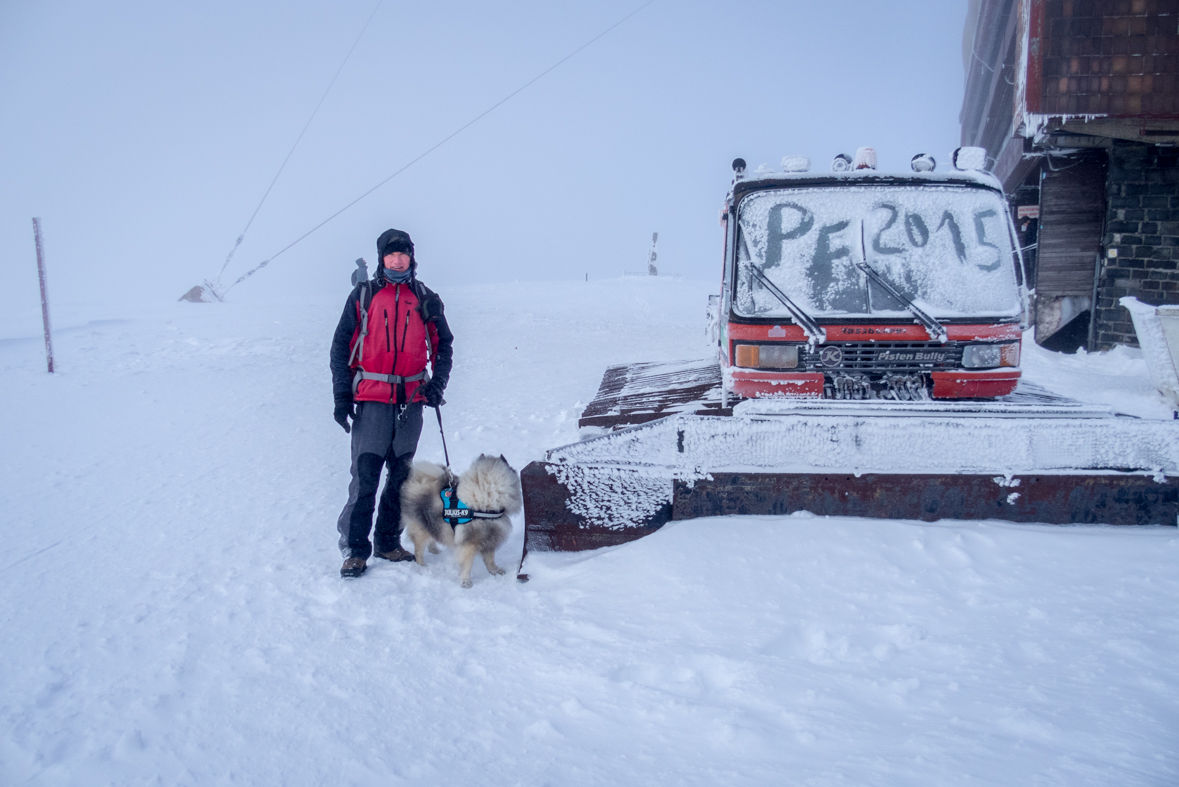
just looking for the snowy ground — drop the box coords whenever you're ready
[2,277,1177,785]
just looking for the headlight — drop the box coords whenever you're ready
[962,343,1019,369]
[962,344,1000,368]
[734,343,799,369]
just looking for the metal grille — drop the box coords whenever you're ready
[801,342,963,372]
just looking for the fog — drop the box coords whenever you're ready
[1,0,968,328]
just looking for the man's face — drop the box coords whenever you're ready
[382,251,411,272]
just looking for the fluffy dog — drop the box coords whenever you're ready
[400,454,522,588]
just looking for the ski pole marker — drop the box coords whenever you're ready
[32,218,54,374]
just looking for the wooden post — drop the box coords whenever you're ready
[32,218,55,373]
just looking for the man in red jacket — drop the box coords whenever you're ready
[329,229,454,578]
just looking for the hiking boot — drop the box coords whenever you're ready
[340,557,367,578]
[373,546,414,562]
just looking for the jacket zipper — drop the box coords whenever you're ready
[384,310,390,352]
[391,286,400,371]
[392,287,402,403]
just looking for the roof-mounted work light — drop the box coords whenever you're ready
[831,153,852,172]
[732,158,747,180]
[911,153,937,172]
[952,147,987,171]
[781,156,811,173]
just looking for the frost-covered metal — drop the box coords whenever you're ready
[520,394,1179,560]
[1122,296,1179,408]
[734,186,1021,320]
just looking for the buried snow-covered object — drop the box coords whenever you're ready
[518,386,1179,572]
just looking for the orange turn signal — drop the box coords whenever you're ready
[999,342,1020,367]
[735,344,759,368]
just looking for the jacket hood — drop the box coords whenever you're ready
[377,226,415,257]
[376,228,417,282]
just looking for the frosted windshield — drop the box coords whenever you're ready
[734,186,1021,319]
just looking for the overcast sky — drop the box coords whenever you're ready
[1,0,969,326]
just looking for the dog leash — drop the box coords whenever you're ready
[433,404,456,486]
[432,404,508,525]
[433,402,506,525]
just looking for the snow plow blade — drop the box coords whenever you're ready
[577,359,731,429]
[518,364,1179,575]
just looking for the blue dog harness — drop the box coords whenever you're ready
[440,487,505,527]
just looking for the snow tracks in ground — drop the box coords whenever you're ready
[1,278,1177,785]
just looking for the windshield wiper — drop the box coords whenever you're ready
[747,264,827,344]
[857,223,947,343]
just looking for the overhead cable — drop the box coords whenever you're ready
[224,0,657,294]
[214,0,384,289]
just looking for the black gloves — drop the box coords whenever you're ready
[418,378,446,407]
[334,396,355,433]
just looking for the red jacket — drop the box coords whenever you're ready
[348,281,442,404]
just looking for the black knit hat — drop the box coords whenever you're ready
[377,228,414,260]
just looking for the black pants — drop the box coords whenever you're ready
[336,402,424,559]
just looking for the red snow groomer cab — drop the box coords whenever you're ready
[517,147,1178,573]
[717,148,1029,401]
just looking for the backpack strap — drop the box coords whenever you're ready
[413,280,440,323]
[352,369,428,396]
[347,280,373,367]
[411,279,437,358]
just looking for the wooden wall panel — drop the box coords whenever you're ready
[1036,155,1106,295]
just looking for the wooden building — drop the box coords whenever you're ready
[961,0,1179,350]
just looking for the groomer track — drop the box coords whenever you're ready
[518,364,1179,577]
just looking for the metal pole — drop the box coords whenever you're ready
[32,218,55,373]
[1087,251,1102,351]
